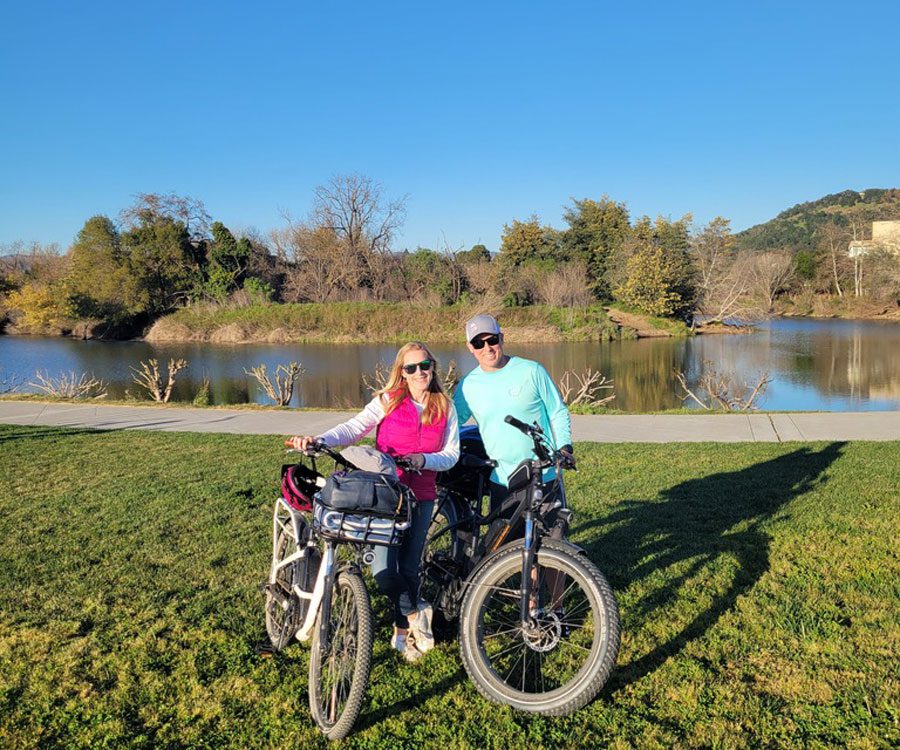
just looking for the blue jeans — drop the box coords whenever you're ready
[371,500,434,629]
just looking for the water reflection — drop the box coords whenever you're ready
[1,318,898,412]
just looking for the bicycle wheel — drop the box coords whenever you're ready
[265,527,301,650]
[459,539,620,715]
[308,570,373,741]
[420,491,466,635]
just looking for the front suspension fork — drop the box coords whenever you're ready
[519,508,539,624]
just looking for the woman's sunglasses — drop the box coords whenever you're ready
[402,359,433,375]
[471,334,500,350]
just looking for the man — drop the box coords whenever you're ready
[452,314,575,524]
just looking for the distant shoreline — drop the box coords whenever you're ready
[2,299,897,344]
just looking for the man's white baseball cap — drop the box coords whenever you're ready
[465,314,501,343]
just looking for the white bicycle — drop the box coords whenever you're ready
[264,444,411,741]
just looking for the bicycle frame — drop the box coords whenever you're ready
[427,418,576,628]
[268,497,345,645]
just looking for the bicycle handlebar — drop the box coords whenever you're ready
[504,414,538,435]
[504,414,573,470]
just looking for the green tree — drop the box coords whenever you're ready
[65,216,146,322]
[205,222,251,299]
[121,213,198,315]
[401,248,460,303]
[794,249,818,281]
[498,216,560,268]
[457,243,491,264]
[561,197,631,298]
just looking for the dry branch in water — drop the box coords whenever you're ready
[244,362,305,406]
[1,367,25,395]
[29,370,107,399]
[675,362,771,411]
[557,369,615,407]
[131,358,188,403]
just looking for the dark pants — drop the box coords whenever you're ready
[371,500,434,629]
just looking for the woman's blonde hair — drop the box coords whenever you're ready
[377,341,449,425]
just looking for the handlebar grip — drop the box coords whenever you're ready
[504,414,531,433]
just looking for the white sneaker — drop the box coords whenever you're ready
[408,603,435,653]
[391,629,422,662]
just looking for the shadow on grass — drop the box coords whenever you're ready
[0,425,115,442]
[573,442,846,691]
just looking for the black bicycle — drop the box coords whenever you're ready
[422,416,620,715]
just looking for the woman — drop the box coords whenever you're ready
[288,342,459,661]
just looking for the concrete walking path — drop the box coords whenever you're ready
[1,401,897,442]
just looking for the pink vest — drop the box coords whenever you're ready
[375,395,447,501]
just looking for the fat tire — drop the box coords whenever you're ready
[458,539,619,716]
[308,570,373,741]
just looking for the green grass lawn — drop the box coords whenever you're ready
[0,426,897,749]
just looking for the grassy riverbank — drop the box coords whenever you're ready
[1,426,897,748]
[144,302,623,343]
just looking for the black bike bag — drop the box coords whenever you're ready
[318,470,406,517]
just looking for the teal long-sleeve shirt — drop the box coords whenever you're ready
[452,356,572,486]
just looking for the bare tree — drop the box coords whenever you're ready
[276,175,408,302]
[751,250,796,311]
[131,358,188,402]
[695,252,767,324]
[273,223,345,302]
[311,174,407,300]
[535,261,594,306]
[120,192,212,239]
[29,370,107,399]
[692,217,734,293]
[675,363,771,411]
[691,220,769,324]
[1,241,67,283]
[816,222,850,298]
[460,257,502,300]
[244,362,305,406]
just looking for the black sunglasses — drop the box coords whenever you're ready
[471,334,500,349]
[402,359,433,375]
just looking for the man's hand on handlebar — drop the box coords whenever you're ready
[559,444,577,470]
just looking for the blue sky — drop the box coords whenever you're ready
[2,1,898,253]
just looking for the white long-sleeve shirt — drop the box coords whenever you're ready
[317,395,460,473]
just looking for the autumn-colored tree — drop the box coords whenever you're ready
[498,216,560,268]
[615,240,695,318]
[6,283,71,332]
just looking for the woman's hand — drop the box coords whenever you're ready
[285,435,319,451]
[400,453,426,471]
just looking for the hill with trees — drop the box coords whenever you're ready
[734,189,900,252]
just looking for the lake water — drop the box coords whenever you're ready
[1,317,899,412]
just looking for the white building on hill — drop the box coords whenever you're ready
[848,220,900,257]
